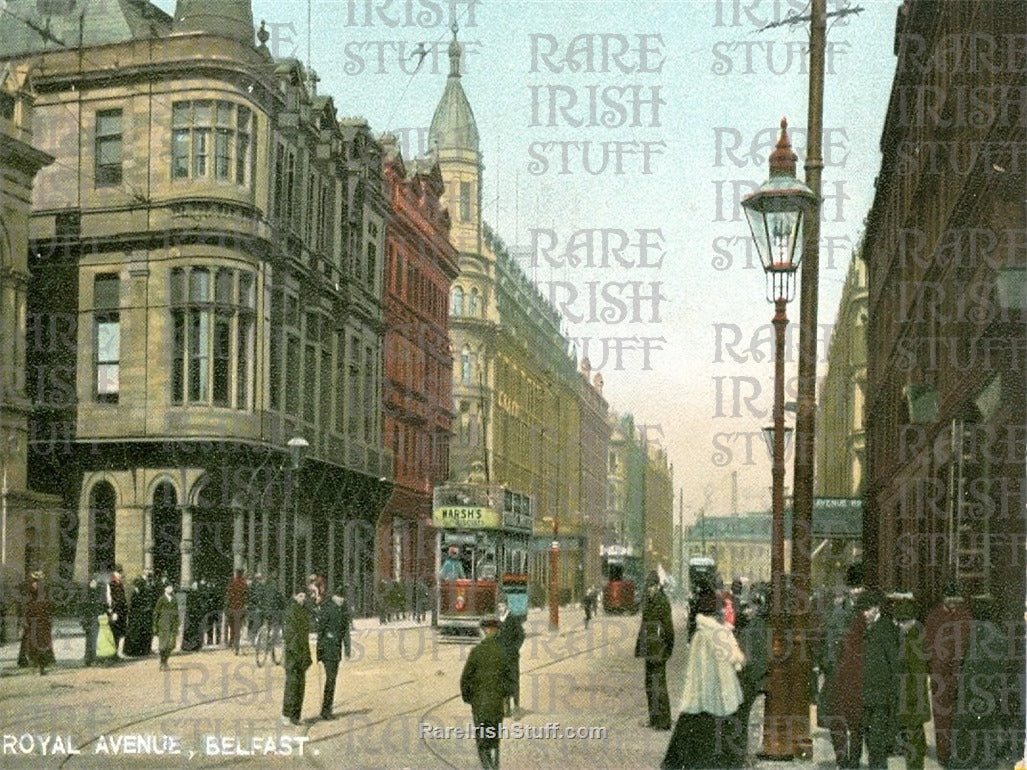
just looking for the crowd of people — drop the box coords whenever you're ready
[637,562,1018,770]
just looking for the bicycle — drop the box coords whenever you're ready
[253,617,282,667]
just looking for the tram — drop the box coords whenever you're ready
[432,482,533,641]
[600,545,643,614]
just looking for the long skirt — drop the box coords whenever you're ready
[96,615,118,661]
[662,711,744,770]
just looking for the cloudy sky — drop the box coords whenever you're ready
[154,0,899,519]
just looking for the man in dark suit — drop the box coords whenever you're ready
[636,570,674,730]
[860,589,900,769]
[281,586,312,726]
[316,586,352,720]
[107,565,129,655]
[461,616,512,769]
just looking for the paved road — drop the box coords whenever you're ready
[0,605,942,768]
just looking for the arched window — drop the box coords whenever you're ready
[152,481,181,585]
[469,288,479,317]
[461,345,471,384]
[89,481,117,574]
[451,286,464,316]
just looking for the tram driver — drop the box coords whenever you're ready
[440,546,467,580]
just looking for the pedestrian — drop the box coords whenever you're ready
[107,564,128,655]
[949,594,1010,768]
[316,586,352,720]
[582,585,597,628]
[858,589,899,769]
[80,577,104,667]
[225,569,248,654]
[890,592,930,770]
[817,563,865,768]
[724,583,769,765]
[21,572,56,676]
[460,616,512,769]
[281,585,312,726]
[496,601,525,716]
[924,581,971,768]
[661,583,745,769]
[181,581,204,652]
[153,583,179,671]
[95,578,119,665]
[124,572,156,657]
[635,570,675,730]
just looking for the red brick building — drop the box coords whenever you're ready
[378,137,459,593]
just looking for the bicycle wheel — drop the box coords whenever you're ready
[254,624,268,668]
[270,624,282,666]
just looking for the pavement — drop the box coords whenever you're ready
[0,604,950,768]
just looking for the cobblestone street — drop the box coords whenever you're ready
[0,605,943,769]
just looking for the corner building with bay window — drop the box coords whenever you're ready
[2,0,391,613]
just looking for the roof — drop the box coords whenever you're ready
[0,0,172,60]
[428,27,479,153]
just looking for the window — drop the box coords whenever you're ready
[172,100,255,186]
[348,335,360,435]
[95,110,123,187]
[461,345,471,384]
[460,181,471,222]
[94,274,120,402]
[171,266,256,408]
[452,286,464,316]
[469,288,479,317]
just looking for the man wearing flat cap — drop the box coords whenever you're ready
[635,570,674,730]
[460,616,511,768]
[859,589,900,769]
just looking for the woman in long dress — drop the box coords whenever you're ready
[662,585,746,769]
[95,579,119,665]
[22,574,56,675]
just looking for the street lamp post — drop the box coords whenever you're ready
[544,515,559,631]
[742,118,816,761]
[285,436,308,593]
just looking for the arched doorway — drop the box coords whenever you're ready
[152,481,181,585]
[89,482,116,574]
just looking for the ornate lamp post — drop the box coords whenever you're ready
[742,118,816,760]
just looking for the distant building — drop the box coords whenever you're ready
[0,61,56,615]
[604,413,673,579]
[379,137,458,589]
[862,1,1025,612]
[2,0,392,613]
[815,249,867,585]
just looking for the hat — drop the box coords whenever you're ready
[480,616,501,629]
[331,585,346,597]
[645,570,660,587]
[855,589,883,612]
[942,580,963,599]
[30,570,43,580]
[845,562,864,588]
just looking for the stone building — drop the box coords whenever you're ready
[814,249,867,584]
[378,137,458,588]
[862,0,1026,619]
[429,26,610,603]
[1,0,392,613]
[0,61,56,613]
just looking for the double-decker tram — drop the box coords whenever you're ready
[601,544,643,614]
[432,483,532,641]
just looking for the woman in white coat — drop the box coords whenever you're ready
[662,585,746,769]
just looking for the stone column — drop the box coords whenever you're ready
[232,504,244,571]
[143,504,153,573]
[180,505,193,587]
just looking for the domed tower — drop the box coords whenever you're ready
[429,22,481,258]
[171,0,255,46]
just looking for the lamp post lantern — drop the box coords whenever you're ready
[742,117,816,761]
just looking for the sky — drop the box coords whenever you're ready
[153,0,900,521]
